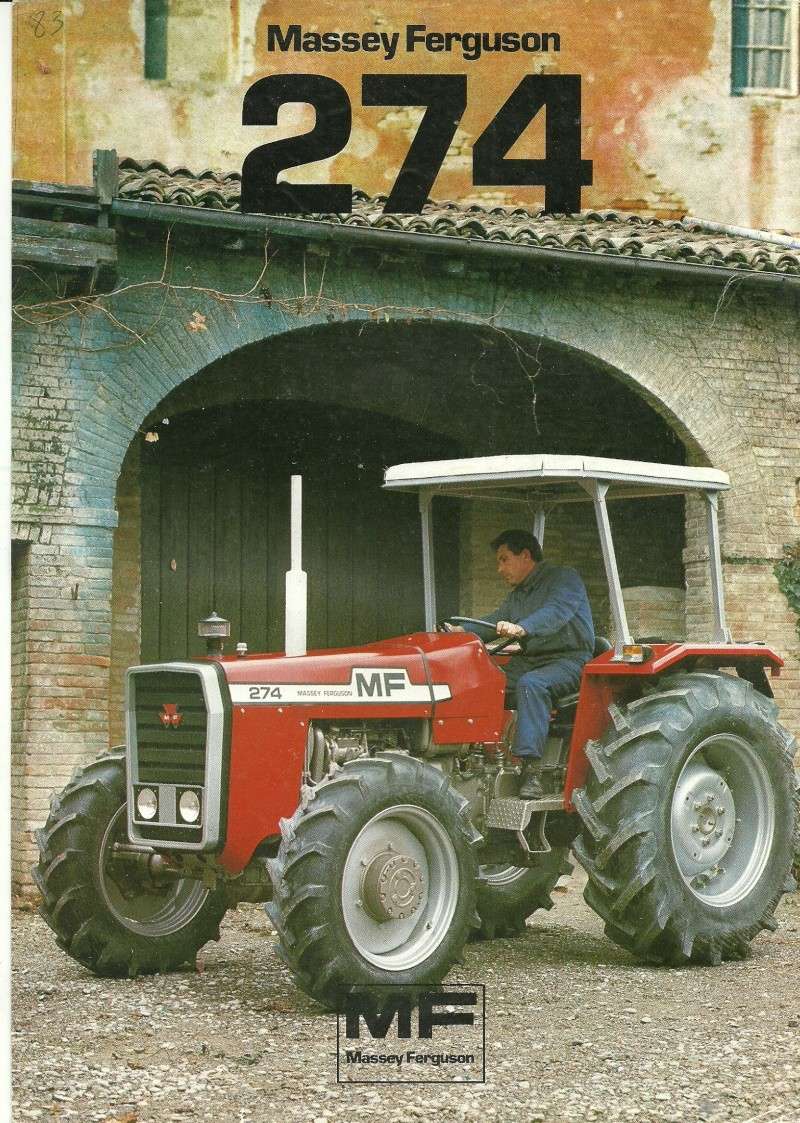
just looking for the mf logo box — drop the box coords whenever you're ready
[336,984,486,1084]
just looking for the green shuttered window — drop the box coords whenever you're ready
[144,0,168,80]
[732,0,799,95]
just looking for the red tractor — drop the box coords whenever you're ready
[35,456,799,1008]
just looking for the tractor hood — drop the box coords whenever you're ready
[213,631,507,741]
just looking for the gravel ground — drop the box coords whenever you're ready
[12,868,800,1123]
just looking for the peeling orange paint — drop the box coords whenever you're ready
[11,0,797,227]
[748,102,777,230]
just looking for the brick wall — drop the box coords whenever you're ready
[9,527,114,895]
[621,587,685,642]
[109,448,142,745]
[11,543,32,899]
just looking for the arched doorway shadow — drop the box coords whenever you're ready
[137,399,465,662]
[110,318,696,738]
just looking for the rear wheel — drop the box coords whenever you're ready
[573,673,798,965]
[266,753,481,1009]
[33,752,228,977]
[474,848,573,939]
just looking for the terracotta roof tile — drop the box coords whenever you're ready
[116,158,800,277]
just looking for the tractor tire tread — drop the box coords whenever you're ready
[473,849,573,941]
[573,671,798,966]
[33,754,228,978]
[267,753,479,1009]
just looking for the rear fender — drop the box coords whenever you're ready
[562,642,783,809]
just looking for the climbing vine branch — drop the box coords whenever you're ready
[774,542,800,642]
[11,230,545,391]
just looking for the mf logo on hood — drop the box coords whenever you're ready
[230,667,452,706]
[159,703,183,728]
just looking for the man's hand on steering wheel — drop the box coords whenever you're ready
[439,616,526,652]
[495,620,526,639]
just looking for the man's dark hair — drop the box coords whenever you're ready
[490,528,543,563]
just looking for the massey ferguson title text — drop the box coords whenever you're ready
[266,23,561,62]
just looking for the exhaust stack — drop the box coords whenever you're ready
[285,474,307,656]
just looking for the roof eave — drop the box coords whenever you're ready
[107,198,800,289]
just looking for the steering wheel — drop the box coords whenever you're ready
[439,616,523,654]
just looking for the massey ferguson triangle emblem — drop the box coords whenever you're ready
[160,703,183,728]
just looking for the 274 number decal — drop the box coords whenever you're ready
[241,74,592,216]
[248,685,283,700]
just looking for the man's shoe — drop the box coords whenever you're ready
[518,760,544,801]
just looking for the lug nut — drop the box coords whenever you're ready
[693,801,703,811]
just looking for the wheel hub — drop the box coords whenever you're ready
[672,762,736,873]
[670,734,776,907]
[99,806,210,936]
[361,848,424,921]
[341,804,460,971]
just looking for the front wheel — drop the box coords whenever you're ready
[573,673,799,965]
[33,752,228,977]
[266,753,481,1009]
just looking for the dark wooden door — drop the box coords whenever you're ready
[140,402,461,661]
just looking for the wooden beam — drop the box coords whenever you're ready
[12,190,102,218]
[13,216,117,270]
[13,216,116,244]
[11,179,98,198]
[93,149,119,205]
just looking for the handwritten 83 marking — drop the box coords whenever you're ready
[26,10,63,38]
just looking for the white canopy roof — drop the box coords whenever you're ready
[383,454,729,501]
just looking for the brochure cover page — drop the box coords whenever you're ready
[10,2,800,1121]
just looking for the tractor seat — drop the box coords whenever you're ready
[550,636,612,716]
[503,636,612,714]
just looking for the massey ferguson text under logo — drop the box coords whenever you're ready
[159,703,184,728]
[229,667,452,706]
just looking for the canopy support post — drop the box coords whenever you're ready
[705,492,732,643]
[584,480,632,657]
[419,492,437,631]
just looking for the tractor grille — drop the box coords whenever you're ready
[132,671,208,786]
[126,662,228,851]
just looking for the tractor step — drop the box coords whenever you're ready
[485,796,562,831]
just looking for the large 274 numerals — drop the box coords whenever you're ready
[241,74,592,216]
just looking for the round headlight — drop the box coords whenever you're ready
[178,790,201,824]
[136,788,158,820]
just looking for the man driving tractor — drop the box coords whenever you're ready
[446,529,594,799]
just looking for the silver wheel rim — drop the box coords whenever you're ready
[670,734,775,907]
[99,806,210,936]
[341,804,460,971]
[479,865,530,887]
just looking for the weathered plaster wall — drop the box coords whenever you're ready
[12,0,799,227]
[643,0,800,231]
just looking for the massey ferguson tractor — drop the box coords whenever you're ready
[34,456,799,1009]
